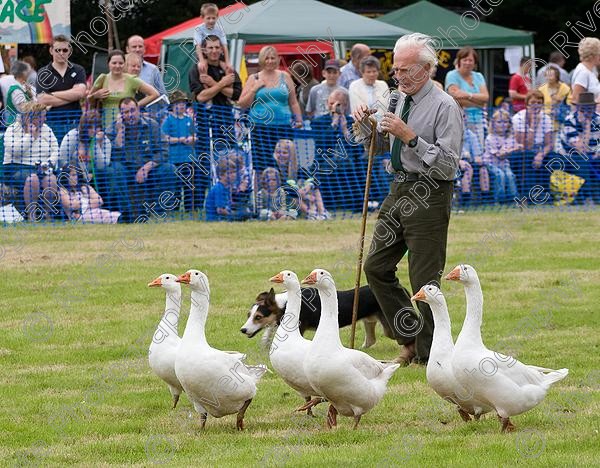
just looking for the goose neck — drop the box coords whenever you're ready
[160,289,181,335]
[182,289,209,346]
[462,281,483,340]
[312,286,341,343]
[282,286,302,333]
[430,300,454,350]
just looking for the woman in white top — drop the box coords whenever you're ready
[348,56,389,118]
[571,37,600,103]
[3,102,59,220]
[511,90,554,197]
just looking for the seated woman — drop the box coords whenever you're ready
[257,167,298,220]
[59,109,126,212]
[511,90,554,195]
[273,138,329,220]
[59,164,121,223]
[461,124,491,205]
[483,109,521,204]
[2,102,59,221]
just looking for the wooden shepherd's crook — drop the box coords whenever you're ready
[349,118,378,349]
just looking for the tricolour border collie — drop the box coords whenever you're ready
[240,285,393,349]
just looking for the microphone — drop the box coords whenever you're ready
[381,90,400,136]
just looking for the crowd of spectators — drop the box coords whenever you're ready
[1,24,600,223]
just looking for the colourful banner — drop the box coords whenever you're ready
[0,0,70,44]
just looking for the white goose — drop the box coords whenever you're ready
[268,270,324,414]
[412,284,493,422]
[302,269,400,429]
[175,269,268,430]
[447,264,569,432]
[148,273,184,408]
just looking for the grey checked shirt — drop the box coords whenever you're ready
[355,79,463,181]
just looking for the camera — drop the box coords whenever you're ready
[36,160,54,177]
[334,103,342,114]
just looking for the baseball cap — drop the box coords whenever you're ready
[324,59,340,71]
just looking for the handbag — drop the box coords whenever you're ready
[549,169,585,206]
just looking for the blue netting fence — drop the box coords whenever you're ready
[0,102,598,225]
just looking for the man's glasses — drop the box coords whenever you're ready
[54,48,70,54]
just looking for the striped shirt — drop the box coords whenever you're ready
[560,110,600,156]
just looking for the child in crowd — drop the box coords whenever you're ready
[273,139,329,220]
[162,90,196,165]
[205,158,234,221]
[484,109,521,203]
[205,154,253,221]
[461,125,491,205]
[162,90,196,209]
[257,167,298,220]
[194,3,233,75]
[59,164,121,223]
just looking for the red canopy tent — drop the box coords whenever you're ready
[143,3,334,64]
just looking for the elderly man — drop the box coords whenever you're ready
[353,33,463,366]
[107,98,178,220]
[339,43,371,89]
[126,35,168,99]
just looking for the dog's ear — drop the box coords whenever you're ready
[266,288,276,304]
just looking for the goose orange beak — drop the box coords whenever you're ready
[177,272,191,284]
[445,266,461,281]
[302,271,317,285]
[411,289,426,302]
[269,273,284,283]
[148,277,162,288]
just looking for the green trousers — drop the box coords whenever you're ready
[363,179,453,362]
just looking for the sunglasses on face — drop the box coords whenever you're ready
[54,48,70,54]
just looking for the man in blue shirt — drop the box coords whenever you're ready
[126,35,168,98]
[338,43,370,89]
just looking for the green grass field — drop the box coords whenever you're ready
[1,209,599,467]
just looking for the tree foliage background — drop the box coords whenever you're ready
[64,0,593,71]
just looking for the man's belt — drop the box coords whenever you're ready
[393,171,451,183]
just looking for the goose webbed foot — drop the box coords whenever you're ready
[199,412,208,430]
[325,404,338,429]
[500,416,516,433]
[296,397,325,414]
[236,398,252,431]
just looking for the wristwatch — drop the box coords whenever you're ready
[408,136,419,148]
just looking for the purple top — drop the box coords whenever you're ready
[483,133,522,169]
